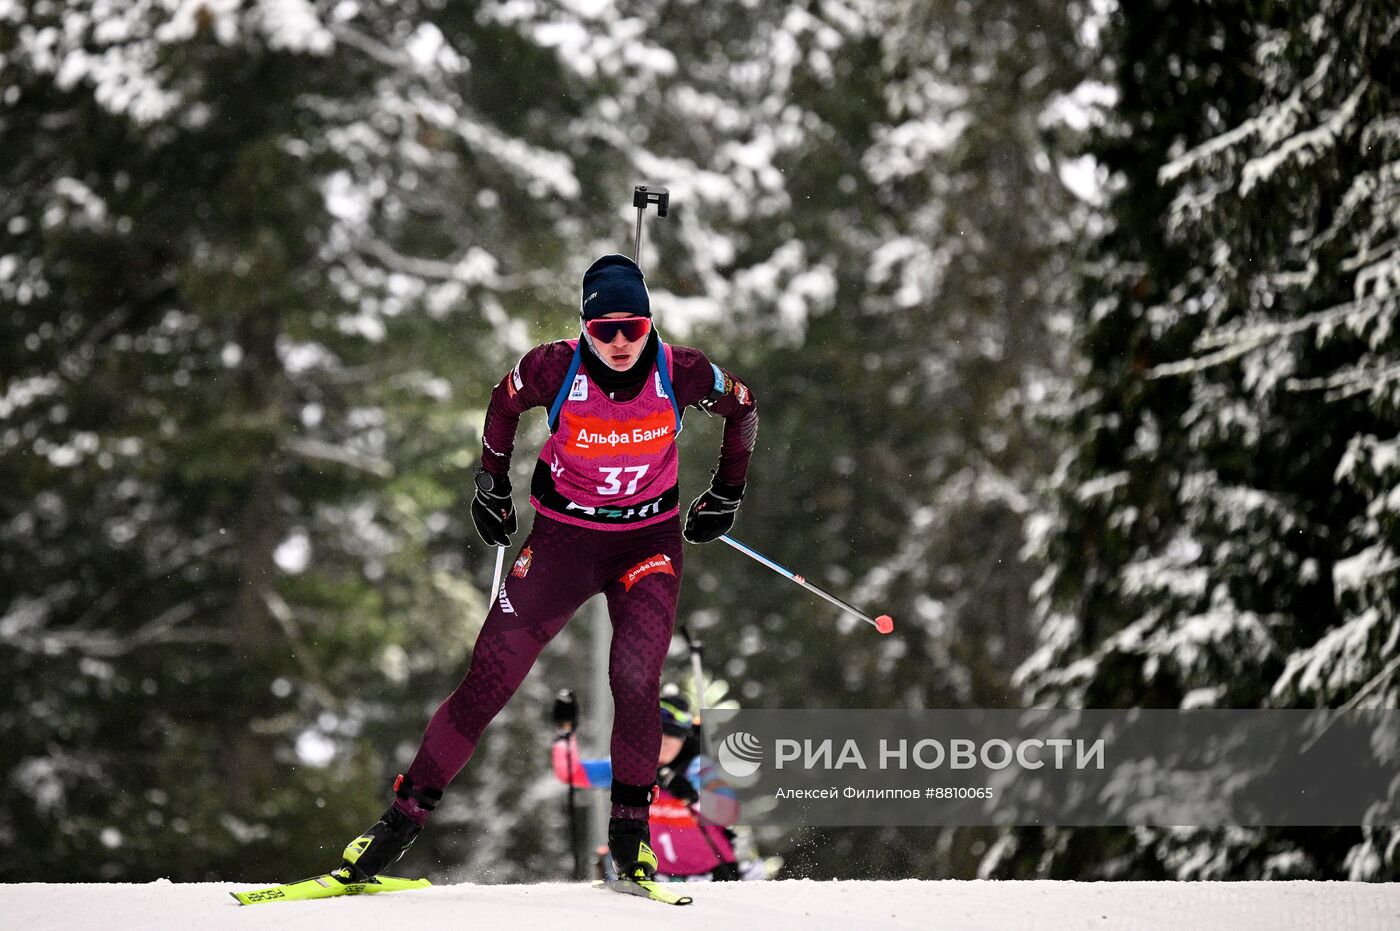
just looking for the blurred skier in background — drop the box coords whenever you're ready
[552,686,771,882]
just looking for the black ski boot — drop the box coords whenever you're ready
[339,775,441,881]
[607,817,658,882]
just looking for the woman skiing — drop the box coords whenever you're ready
[339,254,758,887]
[552,687,749,882]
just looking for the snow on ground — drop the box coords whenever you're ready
[4,879,1398,930]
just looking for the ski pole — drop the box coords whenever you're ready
[490,544,506,602]
[678,625,710,756]
[631,184,669,270]
[564,725,579,879]
[718,534,895,634]
[553,689,581,880]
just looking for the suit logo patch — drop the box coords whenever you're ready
[622,553,676,591]
[569,374,588,401]
[511,546,533,579]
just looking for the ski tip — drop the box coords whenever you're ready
[594,878,693,906]
[379,876,433,889]
[875,614,894,634]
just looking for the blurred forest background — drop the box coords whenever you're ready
[1,0,1396,884]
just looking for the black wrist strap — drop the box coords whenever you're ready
[708,479,745,503]
[610,779,656,808]
[393,774,443,811]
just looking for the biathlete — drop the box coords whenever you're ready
[339,253,758,885]
[552,687,754,882]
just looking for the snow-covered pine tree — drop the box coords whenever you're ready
[1154,0,1399,880]
[988,0,1397,880]
[0,0,645,881]
[651,0,1083,880]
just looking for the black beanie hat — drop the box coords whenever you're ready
[580,254,651,320]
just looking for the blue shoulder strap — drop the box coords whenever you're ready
[547,341,584,434]
[657,341,684,435]
[548,339,683,435]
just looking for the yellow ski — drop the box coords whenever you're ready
[230,869,430,905]
[593,878,693,906]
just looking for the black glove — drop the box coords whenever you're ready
[552,689,578,735]
[683,479,744,544]
[657,765,699,803]
[471,470,517,547]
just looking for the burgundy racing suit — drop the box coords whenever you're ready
[399,333,757,817]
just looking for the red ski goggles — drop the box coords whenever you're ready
[584,316,652,344]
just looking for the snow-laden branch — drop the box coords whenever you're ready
[283,436,393,478]
[263,591,341,711]
[1157,49,1338,186]
[1240,80,1369,196]
[360,238,555,292]
[0,598,230,658]
[1285,360,1400,399]
[1148,298,1386,379]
